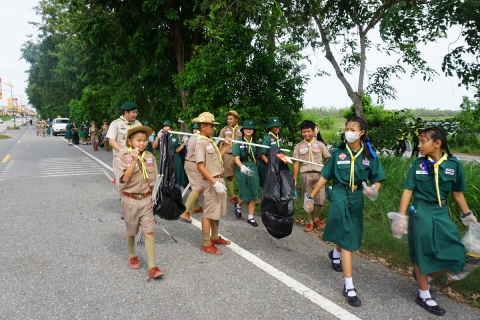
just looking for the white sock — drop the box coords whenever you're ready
[248,215,254,220]
[344,277,356,296]
[333,248,341,264]
[419,289,437,306]
[236,203,242,211]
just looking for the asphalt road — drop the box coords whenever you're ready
[1,125,479,319]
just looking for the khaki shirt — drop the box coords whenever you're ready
[115,151,158,194]
[101,124,109,134]
[185,134,198,162]
[195,136,224,177]
[219,125,242,154]
[293,139,330,173]
[106,118,142,155]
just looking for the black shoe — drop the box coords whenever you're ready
[343,286,361,307]
[415,295,446,316]
[247,218,258,227]
[234,202,242,218]
[328,250,343,272]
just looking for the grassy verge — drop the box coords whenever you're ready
[0,134,10,140]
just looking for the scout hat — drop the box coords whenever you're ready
[240,119,256,132]
[143,121,150,126]
[163,120,174,127]
[267,116,282,129]
[191,112,220,124]
[192,123,199,129]
[120,102,138,111]
[225,110,240,119]
[125,126,153,148]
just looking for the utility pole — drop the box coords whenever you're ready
[4,82,15,127]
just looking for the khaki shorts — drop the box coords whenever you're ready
[301,172,325,206]
[184,160,203,190]
[90,135,99,143]
[202,178,227,220]
[121,195,155,235]
[222,153,235,178]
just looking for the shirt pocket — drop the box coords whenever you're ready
[440,174,456,193]
[206,145,217,161]
[415,173,434,191]
[118,127,127,140]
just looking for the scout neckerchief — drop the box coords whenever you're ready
[345,143,364,191]
[120,116,134,128]
[197,134,223,163]
[269,131,280,146]
[128,147,149,180]
[302,139,315,162]
[244,136,256,164]
[423,152,448,206]
[230,124,239,135]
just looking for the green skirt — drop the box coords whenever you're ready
[65,130,72,139]
[322,185,365,251]
[236,162,259,202]
[408,199,465,274]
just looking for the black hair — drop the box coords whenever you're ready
[300,120,315,131]
[419,126,453,157]
[338,116,371,158]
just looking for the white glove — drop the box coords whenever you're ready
[387,212,409,239]
[461,211,478,227]
[182,136,189,144]
[362,181,379,201]
[213,181,227,194]
[303,193,314,213]
[240,165,249,173]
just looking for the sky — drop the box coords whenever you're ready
[0,1,476,112]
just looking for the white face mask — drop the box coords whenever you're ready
[345,131,361,143]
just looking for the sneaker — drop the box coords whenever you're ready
[201,243,223,255]
[147,266,164,281]
[304,223,314,232]
[127,256,141,269]
[211,236,231,245]
[314,220,325,228]
[234,202,242,218]
[191,206,204,213]
[247,218,258,227]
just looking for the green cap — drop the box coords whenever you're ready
[163,120,174,127]
[192,123,199,129]
[120,102,138,111]
[143,121,150,126]
[240,119,255,131]
[267,116,282,129]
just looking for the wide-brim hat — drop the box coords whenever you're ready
[225,110,240,119]
[240,119,256,132]
[267,116,282,129]
[191,112,220,125]
[125,126,153,148]
[163,120,173,128]
[121,102,138,111]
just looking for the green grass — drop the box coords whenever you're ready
[0,134,10,140]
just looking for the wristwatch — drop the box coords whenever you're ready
[306,193,314,200]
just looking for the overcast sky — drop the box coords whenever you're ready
[0,1,476,111]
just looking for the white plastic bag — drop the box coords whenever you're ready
[462,223,480,255]
[303,193,313,213]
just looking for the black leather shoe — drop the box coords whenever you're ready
[234,202,242,218]
[415,295,446,316]
[247,218,258,227]
[343,286,361,307]
[328,250,343,272]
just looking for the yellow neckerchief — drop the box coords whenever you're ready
[269,131,280,146]
[120,116,134,128]
[428,152,448,206]
[197,134,223,163]
[230,124,238,135]
[345,143,364,191]
[302,138,315,162]
[128,147,149,180]
[243,136,256,164]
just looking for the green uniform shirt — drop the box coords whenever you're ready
[232,138,260,163]
[260,133,283,156]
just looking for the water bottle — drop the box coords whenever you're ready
[293,190,298,199]
[409,205,416,218]
[244,168,254,177]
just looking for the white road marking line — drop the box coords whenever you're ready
[42,172,103,178]
[56,137,112,171]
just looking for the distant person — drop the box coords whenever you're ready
[29,119,32,126]
[101,119,110,151]
[314,123,325,144]
[89,121,99,151]
[395,119,407,156]
[410,117,423,158]
[65,120,73,146]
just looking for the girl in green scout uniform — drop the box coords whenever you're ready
[65,120,73,146]
[232,119,261,227]
[80,120,88,145]
[388,126,477,316]
[46,122,51,137]
[259,116,283,186]
[306,116,386,307]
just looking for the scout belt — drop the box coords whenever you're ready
[417,199,447,206]
[335,182,362,191]
[122,191,152,200]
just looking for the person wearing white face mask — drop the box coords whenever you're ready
[304,116,386,307]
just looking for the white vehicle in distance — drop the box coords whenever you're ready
[52,118,70,136]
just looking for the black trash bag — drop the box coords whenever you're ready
[98,132,105,148]
[153,131,186,220]
[73,130,80,145]
[261,147,295,239]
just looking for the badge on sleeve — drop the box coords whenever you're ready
[127,157,133,163]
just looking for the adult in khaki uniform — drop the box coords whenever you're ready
[115,125,164,280]
[306,116,386,307]
[390,126,477,316]
[41,120,46,137]
[219,110,242,203]
[181,123,204,223]
[293,120,330,232]
[36,121,41,136]
[259,116,283,187]
[193,112,232,255]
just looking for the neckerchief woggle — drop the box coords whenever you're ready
[128,147,149,180]
[197,134,223,163]
[120,116,134,128]
[346,143,364,191]
[422,152,448,206]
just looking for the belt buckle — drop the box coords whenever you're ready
[440,200,446,206]
[136,194,144,200]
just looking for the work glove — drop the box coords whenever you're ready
[387,212,408,239]
[240,165,249,173]
[303,193,314,213]
[461,211,478,227]
[362,181,379,201]
[213,181,227,194]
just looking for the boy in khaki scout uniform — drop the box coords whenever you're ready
[36,121,41,136]
[41,120,46,137]
[115,125,164,280]
[193,112,232,255]
[293,120,330,232]
[219,110,242,203]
